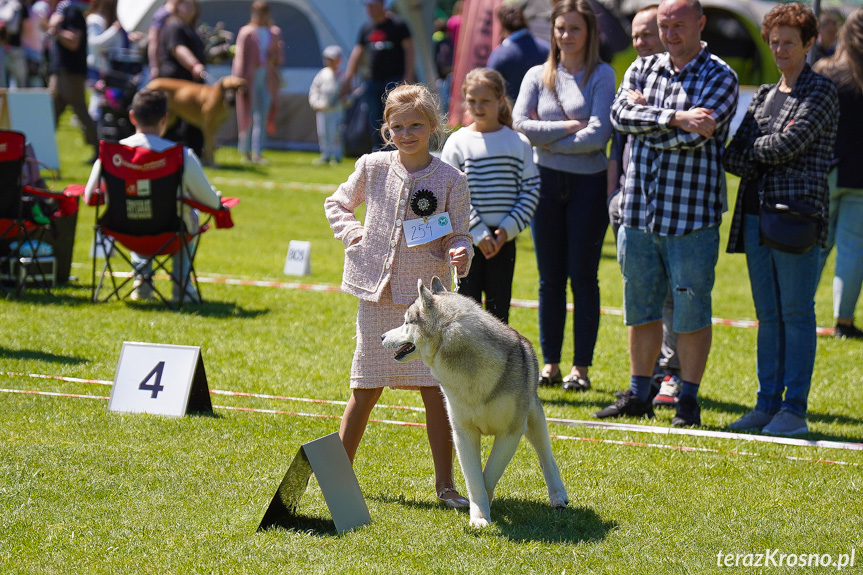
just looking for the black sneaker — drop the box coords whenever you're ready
[835,323,863,340]
[613,375,662,399]
[594,390,655,419]
[671,395,701,427]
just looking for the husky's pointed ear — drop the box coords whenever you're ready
[417,278,434,310]
[431,276,447,294]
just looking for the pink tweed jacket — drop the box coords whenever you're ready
[325,151,474,304]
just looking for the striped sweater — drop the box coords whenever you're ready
[440,126,540,245]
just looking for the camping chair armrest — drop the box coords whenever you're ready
[23,185,80,217]
[183,196,239,229]
[65,183,107,206]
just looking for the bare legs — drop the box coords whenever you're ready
[339,386,463,503]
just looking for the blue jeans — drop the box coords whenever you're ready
[238,68,271,158]
[532,167,608,367]
[316,109,343,161]
[744,214,820,417]
[819,172,863,321]
[618,224,719,332]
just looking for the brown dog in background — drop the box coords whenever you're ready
[145,75,247,166]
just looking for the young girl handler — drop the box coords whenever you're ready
[324,83,473,507]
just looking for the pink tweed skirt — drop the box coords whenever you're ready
[350,283,439,389]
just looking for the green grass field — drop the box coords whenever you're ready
[1,117,861,574]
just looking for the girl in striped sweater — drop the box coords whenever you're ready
[441,68,540,323]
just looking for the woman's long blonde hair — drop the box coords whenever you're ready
[541,0,601,91]
[814,7,863,92]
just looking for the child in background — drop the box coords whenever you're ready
[324,83,473,508]
[309,45,344,165]
[441,68,540,323]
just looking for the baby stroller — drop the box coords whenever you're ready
[97,48,145,143]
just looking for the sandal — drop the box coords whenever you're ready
[538,368,563,387]
[437,487,470,509]
[562,374,591,391]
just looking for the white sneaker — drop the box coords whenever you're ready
[130,279,154,301]
[762,409,808,436]
[652,374,681,408]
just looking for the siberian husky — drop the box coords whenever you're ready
[382,277,569,527]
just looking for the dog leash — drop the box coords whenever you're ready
[451,265,459,292]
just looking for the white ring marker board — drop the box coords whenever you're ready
[1,89,61,171]
[108,341,213,417]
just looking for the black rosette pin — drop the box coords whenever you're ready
[410,189,437,222]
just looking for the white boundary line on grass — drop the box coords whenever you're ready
[92,271,837,335]
[1,386,857,467]
[209,177,334,194]
[2,371,861,453]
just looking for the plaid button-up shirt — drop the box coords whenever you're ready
[611,45,738,236]
[723,64,838,253]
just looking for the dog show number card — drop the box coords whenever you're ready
[108,342,213,417]
[258,433,370,534]
[403,212,452,247]
[284,240,311,276]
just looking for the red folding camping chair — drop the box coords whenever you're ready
[0,130,77,296]
[84,140,236,309]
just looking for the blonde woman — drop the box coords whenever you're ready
[512,0,615,392]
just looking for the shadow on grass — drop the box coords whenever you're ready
[491,498,616,544]
[369,494,615,544]
[129,299,270,319]
[256,514,338,537]
[5,285,269,318]
[0,346,88,365]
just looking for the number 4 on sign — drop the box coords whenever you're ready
[108,342,213,417]
[138,361,166,398]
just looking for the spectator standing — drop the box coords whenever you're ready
[447,0,462,56]
[811,8,841,64]
[309,45,344,166]
[158,0,206,158]
[232,0,283,165]
[48,0,98,161]
[487,2,550,104]
[2,0,30,87]
[814,7,863,340]
[513,0,616,392]
[85,0,128,120]
[441,68,540,323]
[596,0,738,425]
[607,4,683,407]
[21,0,50,86]
[147,0,176,80]
[724,3,838,435]
[342,0,414,151]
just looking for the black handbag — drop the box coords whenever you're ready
[759,198,821,254]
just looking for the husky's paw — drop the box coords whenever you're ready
[469,516,491,528]
[550,491,569,509]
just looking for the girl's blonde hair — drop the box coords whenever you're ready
[542,0,601,91]
[381,84,448,150]
[462,68,513,128]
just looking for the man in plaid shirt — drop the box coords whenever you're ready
[595,0,738,426]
